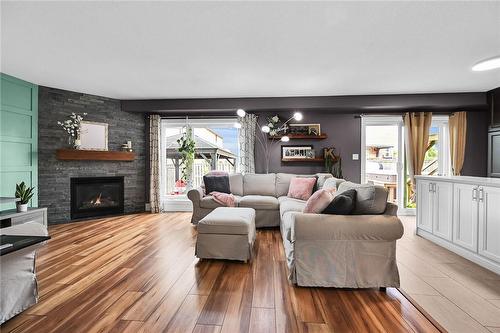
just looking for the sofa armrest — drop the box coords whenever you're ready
[291,213,404,242]
[384,202,398,216]
[187,187,204,206]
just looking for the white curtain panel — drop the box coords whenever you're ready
[239,113,257,174]
[149,114,161,213]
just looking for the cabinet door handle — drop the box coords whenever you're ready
[472,187,478,201]
[433,183,437,193]
[479,188,484,202]
[429,183,433,192]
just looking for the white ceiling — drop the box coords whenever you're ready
[1,1,499,100]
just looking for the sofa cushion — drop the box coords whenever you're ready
[239,195,279,210]
[197,207,255,235]
[303,189,336,213]
[204,174,230,194]
[200,195,241,209]
[288,177,316,201]
[315,173,334,189]
[243,173,276,196]
[322,177,344,191]
[229,173,244,196]
[279,196,306,218]
[201,173,243,196]
[276,173,320,197]
[322,189,357,215]
[337,182,388,215]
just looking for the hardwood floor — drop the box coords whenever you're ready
[1,213,440,333]
[398,216,500,333]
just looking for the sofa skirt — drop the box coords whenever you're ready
[290,239,400,288]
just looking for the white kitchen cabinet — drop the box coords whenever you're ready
[453,183,478,252]
[478,186,500,263]
[415,175,500,275]
[416,179,452,241]
[433,181,453,241]
[417,179,433,233]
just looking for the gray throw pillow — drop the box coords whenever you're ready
[337,182,388,215]
[203,175,230,194]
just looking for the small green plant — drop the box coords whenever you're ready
[15,182,35,204]
[177,127,196,183]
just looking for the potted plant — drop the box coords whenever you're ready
[324,147,343,179]
[177,127,196,190]
[15,182,35,212]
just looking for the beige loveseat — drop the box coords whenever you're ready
[188,173,404,288]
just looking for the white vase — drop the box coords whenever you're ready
[16,203,28,212]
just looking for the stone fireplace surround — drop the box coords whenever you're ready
[38,86,146,224]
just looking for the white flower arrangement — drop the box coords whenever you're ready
[57,112,87,137]
[266,114,282,137]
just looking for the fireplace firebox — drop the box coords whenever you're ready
[70,177,124,219]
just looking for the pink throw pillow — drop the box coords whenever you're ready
[287,177,317,201]
[303,189,336,213]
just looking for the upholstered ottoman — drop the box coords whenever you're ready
[196,207,256,262]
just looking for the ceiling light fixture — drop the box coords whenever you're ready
[281,136,290,142]
[472,56,500,72]
[293,112,303,121]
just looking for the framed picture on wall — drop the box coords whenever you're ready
[79,121,108,151]
[288,124,321,136]
[281,145,315,160]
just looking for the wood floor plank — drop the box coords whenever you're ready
[193,324,222,333]
[165,294,208,333]
[198,263,250,326]
[140,258,205,332]
[109,320,144,333]
[219,267,253,333]
[1,213,439,333]
[252,231,275,308]
[273,258,302,333]
[249,307,276,333]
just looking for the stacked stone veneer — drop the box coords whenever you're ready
[38,86,146,224]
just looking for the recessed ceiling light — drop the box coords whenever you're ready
[472,56,500,71]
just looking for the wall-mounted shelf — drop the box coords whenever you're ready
[269,134,328,140]
[56,149,135,161]
[281,157,325,163]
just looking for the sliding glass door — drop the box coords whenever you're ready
[160,118,239,211]
[361,115,450,214]
[362,117,404,211]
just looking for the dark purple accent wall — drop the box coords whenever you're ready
[462,111,489,177]
[254,111,362,183]
[253,110,489,181]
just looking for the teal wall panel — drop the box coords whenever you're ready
[0,73,38,211]
[1,78,33,111]
[1,110,33,138]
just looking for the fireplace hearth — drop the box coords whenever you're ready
[70,177,124,219]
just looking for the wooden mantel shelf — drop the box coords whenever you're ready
[56,149,135,161]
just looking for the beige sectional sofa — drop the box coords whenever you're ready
[188,173,404,288]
